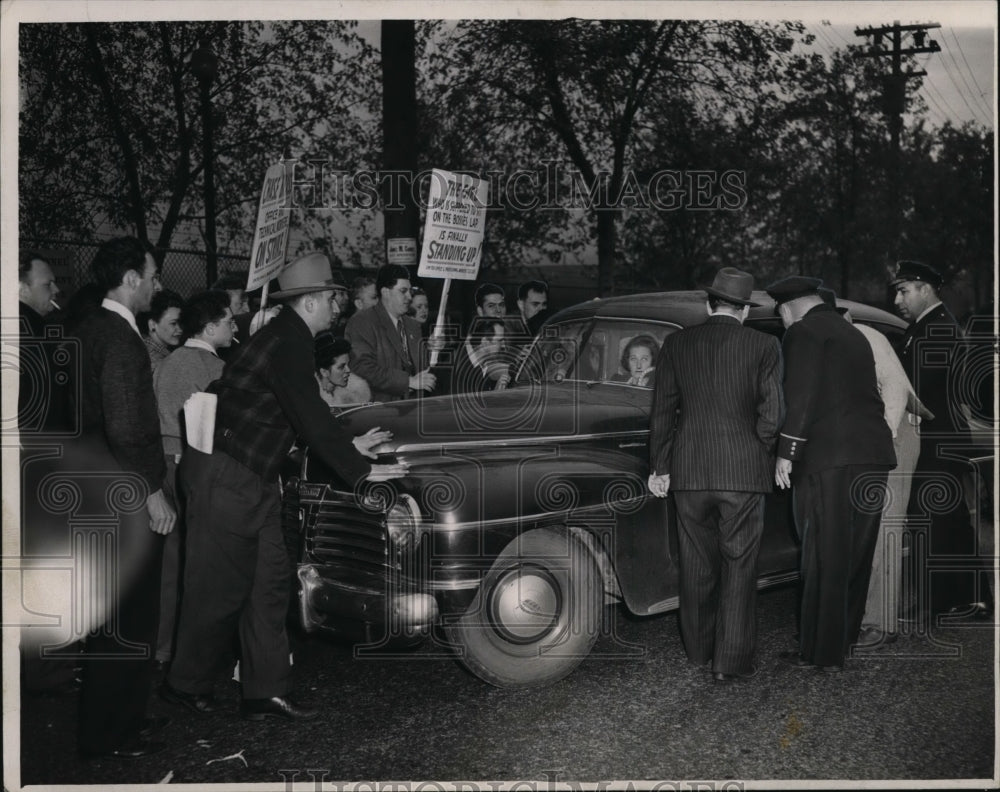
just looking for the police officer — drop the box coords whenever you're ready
[890,260,987,621]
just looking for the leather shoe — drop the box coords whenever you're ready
[160,681,217,713]
[138,716,171,739]
[240,695,319,721]
[82,736,166,761]
[820,664,844,673]
[855,627,899,646]
[944,603,994,622]
[780,651,816,669]
[712,665,760,685]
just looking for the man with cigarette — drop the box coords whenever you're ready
[17,250,63,426]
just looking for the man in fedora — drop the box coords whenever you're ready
[767,276,895,672]
[163,252,408,722]
[890,260,987,622]
[647,267,784,684]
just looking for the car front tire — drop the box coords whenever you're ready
[446,527,603,688]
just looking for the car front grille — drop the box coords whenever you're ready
[302,491,389,574]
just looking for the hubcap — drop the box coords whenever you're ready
[489,564,562,644]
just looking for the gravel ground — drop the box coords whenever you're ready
[13,585,997,788]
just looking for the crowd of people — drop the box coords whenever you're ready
[15,241,992,758]
[15,239,556,759]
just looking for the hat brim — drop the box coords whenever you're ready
[889,275,940,288]
[270,279,344,300]
[702,285,760,307]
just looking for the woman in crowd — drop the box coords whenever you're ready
[140,289,184,368]
[409,286,431,337]
[314,332,372,410]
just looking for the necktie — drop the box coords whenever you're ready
[399,321,414,374]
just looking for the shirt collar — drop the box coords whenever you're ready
[101,297,140,337]
[184,338,218,356]
[915,300,943,324]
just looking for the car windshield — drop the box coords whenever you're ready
[515,319,679,386]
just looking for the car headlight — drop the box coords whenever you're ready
[386,493,426,551]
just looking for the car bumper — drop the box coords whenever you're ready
[297,563,439,636]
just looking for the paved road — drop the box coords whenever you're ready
[15,585,996,787]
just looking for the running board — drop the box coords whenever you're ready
[637,570,799,616]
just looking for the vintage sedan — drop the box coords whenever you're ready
[283,290,907,688]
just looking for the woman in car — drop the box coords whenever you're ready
[613,334,660,387]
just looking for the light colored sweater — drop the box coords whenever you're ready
[153,343,225,456]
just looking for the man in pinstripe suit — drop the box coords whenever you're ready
[648,268,784,684]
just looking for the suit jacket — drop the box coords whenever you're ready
[649,315,784,492]
[345,303,424,402]
[71,307,166,491]
[898,302,969,439]
[778,304,896,475]
[209,307,371,485]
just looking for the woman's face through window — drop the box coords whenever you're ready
[627,345,654,377]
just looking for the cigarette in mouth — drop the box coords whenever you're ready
[50,299,61,310]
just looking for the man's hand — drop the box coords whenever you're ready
[147,489,176,535]
[367,463,410,482]
[427,334,447,352]
[775,457,793,489]
[409,369,437,393]
[485,362,510,383]
[647,473,670,498]
[353,427,393,459]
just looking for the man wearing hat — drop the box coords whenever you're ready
[164,252,408,722]
[648,267,783,684]
[766,276,895,672]
[890,260,985,621]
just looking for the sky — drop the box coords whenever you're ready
[812,21,994,128]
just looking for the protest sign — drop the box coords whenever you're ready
[247,162,292,291]
[417,169,488,280]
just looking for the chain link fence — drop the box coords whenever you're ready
[20,239,252,300]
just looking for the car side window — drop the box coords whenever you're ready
[588,320,678,385]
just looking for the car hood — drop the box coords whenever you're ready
[337,381,651,452]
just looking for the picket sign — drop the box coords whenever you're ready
[247,160,294,333]
[417,168,489,366]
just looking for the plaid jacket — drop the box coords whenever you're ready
[208,308,371,485]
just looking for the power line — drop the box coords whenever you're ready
[823,22,857,50]
[916,80,953,127]
[945,27,993,121]
[935,40,991,125]
[922,70,965,121]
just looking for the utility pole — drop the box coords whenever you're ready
[381,21,420,277]
[855,21,940,259]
